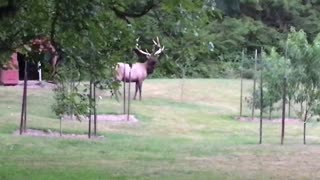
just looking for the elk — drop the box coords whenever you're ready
[116,37,165,100]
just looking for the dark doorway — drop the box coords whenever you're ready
[17,53,39,80]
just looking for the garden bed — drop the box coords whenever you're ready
[62,114,139,123]
[237,117,302,124]
[14,129,104,140]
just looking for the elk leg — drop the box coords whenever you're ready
[139,82,143,101]
[134,82,139,100]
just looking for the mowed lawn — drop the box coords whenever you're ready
[1,79,320,180]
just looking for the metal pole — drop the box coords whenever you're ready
[259,65,263,144]
[38,61,42,82]
[127,70,131,121]
[281,77,287,145]
[252,49,258,120]
[240,50,244,117]
[93,82,97,136]
[60,117,62,136]
[123,66,126,114]
[88,80,92,138]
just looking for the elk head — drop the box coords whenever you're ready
[133,37,165,74]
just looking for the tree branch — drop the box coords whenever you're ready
[110,0,156,24]
[0,0,19,19]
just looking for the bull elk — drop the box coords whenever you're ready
[115,37,165,100]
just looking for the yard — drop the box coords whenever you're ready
[1,79,320,179]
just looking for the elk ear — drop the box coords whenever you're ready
[133,48,148,62]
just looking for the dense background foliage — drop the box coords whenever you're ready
[1,0,320,79]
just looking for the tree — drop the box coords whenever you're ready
[286,28,320,144]
[2,0,203,137]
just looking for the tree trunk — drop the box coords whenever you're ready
[23,65,28,132]
[20,60,28,135]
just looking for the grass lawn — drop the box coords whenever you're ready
[1,79,320,180]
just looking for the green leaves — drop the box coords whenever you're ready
[260,29,320,121]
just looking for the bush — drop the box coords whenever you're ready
[242,68,255,79]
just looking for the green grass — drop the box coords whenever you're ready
[1,79,320,180]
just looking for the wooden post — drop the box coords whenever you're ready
[240,50,244,117]
[259,63,263,144]
[281,77,287,145]
[127,70,131,121]
[252,49,258,120]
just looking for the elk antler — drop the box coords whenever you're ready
[153,37,164,56]
[135,37,151,56]
[135,37,164,56]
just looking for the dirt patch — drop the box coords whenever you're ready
[237,117,302,124]
[62,114,139,123]
[13,129,104,140]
